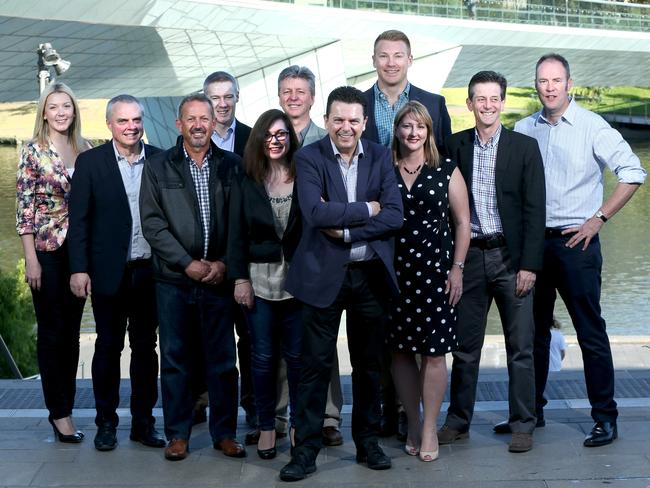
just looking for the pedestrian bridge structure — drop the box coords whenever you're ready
[0,0,648,145]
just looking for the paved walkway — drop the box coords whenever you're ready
[1,336,650,487]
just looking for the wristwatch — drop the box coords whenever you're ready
[595,210,608,223]
[453,261,465,270]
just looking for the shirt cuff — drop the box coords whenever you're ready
[365,202,373,216]
[344,229,351,243]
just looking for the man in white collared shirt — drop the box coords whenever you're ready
[514,53,646,448]
[203,71,251,157]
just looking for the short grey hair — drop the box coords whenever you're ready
[106,94,144,121]
[277,65,316,96]
[177,93,214,119]
[203,71,239,94]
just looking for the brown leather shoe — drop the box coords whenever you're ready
[437,424,469,445]
[164,438,189,461]
[214,438,247,458]
[509,432,533,453]
[322,426,343,446]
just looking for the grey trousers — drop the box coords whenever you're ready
[445,246,536,434]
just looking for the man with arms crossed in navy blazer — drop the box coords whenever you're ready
[437,72,545,453]
[277,64,344,448]
[363,29,452,436]
[279,86,403,482]
[68,94,165,451]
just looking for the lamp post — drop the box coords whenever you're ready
[36,43,71,94]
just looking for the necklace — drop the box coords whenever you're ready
[401,163,422,175]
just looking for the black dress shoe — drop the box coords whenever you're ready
[94,422,117,451]
[257,446,276,460]
[493,417,546,434]
[279,453,316,482]
[49,417,84,443]
[130,423,166,448]
[584,421,617,447]
[356,442,391,470]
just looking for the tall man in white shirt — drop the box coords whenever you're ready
[513,53,646,447]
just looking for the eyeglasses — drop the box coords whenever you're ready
[264,130,290,143]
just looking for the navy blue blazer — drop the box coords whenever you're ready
[285,136,404,308]
[362,83,452,155]
[68,140,161,295]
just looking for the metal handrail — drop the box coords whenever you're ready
[281,0,650,32]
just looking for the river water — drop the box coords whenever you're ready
[1,139,649,334]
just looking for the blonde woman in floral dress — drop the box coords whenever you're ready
[16,83,90,442]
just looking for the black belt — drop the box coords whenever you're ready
[470,234,506,250]
[545,228,576,239]
[126,258,152,269]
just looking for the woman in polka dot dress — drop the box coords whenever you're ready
[388,101,470,462]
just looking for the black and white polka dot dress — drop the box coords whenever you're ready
[388,159,458,357]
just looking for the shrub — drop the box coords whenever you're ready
[0,259,38,378]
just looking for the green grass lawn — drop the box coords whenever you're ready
[0,86,647,141]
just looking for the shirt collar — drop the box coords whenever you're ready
[113,140,145,164]
[536,97,576,127]
[374,82,411,102]
[330,138,364,162]
[213,118,236,139]
[474,124,502,148]
[183,144,212,166]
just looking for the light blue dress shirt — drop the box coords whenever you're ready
[330,139,375,262]
[211,118,236,152]
[515,98,646,229]
[113,141,150,260]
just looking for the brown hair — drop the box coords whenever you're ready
[374,30,411,55]
[243,109,299,184]
[391,100,440,168]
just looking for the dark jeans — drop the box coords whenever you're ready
[32,243,85,420]
[293,261,388,460]
[156,282,238,442]
[189,303,256,416]
[446,246,536,433]
[245,297,302,431]
[91,263,159,427]
[534,234,617,423]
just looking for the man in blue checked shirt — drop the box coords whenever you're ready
[510,53,646,448]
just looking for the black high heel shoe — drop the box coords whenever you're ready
[257,431,277,460]
[49,417,84,443]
